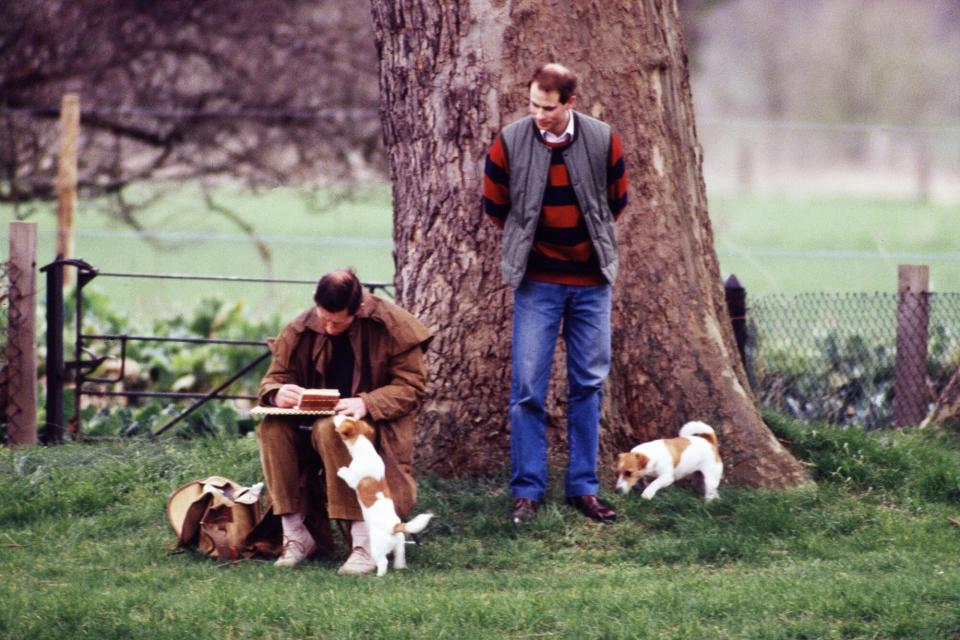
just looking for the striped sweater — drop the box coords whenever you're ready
[483,122,628,285]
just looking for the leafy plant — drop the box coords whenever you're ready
[53,287,282,439]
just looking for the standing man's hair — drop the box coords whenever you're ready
[529,63,578,104]
[314,268,363,314]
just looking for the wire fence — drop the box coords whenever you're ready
[746,291,960,429]
[3,252,958,436]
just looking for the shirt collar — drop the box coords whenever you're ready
[539,111,575,144]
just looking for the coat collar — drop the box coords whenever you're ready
[291,290,380,335]
[286,289,432,354]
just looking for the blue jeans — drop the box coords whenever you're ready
[509,279,612,501]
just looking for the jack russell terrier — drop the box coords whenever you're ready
[333,414,433,576]
[614,421,723,502]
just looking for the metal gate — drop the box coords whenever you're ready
[40,258,391,442]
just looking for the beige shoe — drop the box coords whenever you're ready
[337,546,376,575]
[274,529,316,567]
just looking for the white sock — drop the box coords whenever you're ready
[350,520,370,550]
[281,512,306,537]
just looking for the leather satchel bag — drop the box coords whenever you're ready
[166,476,263,559]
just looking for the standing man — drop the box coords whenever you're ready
[257,269,432,572]
[483,63,629,525]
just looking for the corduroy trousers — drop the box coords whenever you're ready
[257,416,363,521]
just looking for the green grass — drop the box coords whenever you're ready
[711,193,960,294]
[3,416,960,639]
[1,184,396,321]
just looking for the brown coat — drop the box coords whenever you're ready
[258,291,433,518]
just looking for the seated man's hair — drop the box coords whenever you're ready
[314,269,363,315]
[529,63,577,104]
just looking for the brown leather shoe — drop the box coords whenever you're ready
[566,495,616,522]
[510,498,539,526]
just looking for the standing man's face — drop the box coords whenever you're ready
[529,81,575,137]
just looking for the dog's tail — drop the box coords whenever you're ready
[394,512,434,535]
[679,421,718,447]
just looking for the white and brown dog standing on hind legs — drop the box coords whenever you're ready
[333,414,433,576]
[614,421,724,502]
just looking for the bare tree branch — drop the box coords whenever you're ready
[0,0,384,229]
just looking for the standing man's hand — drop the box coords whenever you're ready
[335,397,368,419]
[274,384,305,408]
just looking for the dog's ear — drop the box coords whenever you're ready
[356,419,375,440]
[633,452,649,469]
[615,452,629,472]
[334,417,356,437]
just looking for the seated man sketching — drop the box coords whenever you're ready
[257,268,432,574]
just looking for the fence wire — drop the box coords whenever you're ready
[746,292,960,429]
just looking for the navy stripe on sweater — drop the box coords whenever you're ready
[535,222,591,246]
[527,251,601,274]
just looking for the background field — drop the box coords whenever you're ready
[3,188,960,323]
[710,194,960,295]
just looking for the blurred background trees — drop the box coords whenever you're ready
[0,0,382,219]
[682,0,960,125]
[680,0,960,200]
[2,0,958,214]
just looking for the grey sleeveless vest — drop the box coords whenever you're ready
[498,112,619,288]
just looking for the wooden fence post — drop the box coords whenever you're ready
[57,93,80,287]
[5,221,38,445]
[894,264,929,427]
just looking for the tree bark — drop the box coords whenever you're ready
[370,0,809,488]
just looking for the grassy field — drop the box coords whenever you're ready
[1,185,397,322]
[2,187,959,321]
[710,194,960,294]
[2,414,960,639]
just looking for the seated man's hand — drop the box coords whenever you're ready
[335,396,368,419]
[274,384,305,408]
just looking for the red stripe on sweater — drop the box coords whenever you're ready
[533,240,595,262]
[549,163,570,186]
[540,204,581,229]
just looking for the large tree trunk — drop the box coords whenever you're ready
[370,0,809,488]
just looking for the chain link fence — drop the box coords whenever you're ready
[746,292,960,429]
[0,256,35,443]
